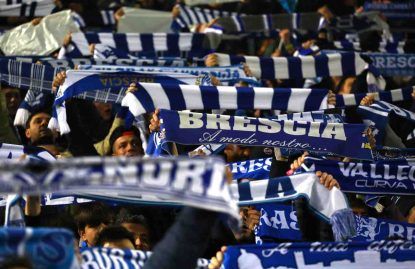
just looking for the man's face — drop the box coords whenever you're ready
[25,113,54,144]
[81,223,107,247]
[224,145,251,163]
[121,222,150,251]
[2,87,21,117]
[93,102,112,121]
[112,135,143,157]
[233,207,254,243]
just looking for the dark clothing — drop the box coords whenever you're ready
[144,207,218,269]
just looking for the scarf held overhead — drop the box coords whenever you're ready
[231,172,355,241]
[0,156,238,219]
[122,85,328,119]
[303,158,415,195]
[69,32,221,58]
[81,247,209,269]
[223,240,415,268]
[213,52,368,80]
[159,109,372,159]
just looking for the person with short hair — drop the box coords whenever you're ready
[95,225,136,250]
[116,209,151,250]
[74,202,112,248]
[109,125,144,157]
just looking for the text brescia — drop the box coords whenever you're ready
[159,109,372,159]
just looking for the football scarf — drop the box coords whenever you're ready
[222,240,415,268]
[81,247,209,269]
[232,172,356,241]
[159,109,372,160]
[366,53,415,76]
[123,85,328,118]
[303,158,415,195]
[0,143,55,161]
[229,158,272,181]
[357,100,415,144]
[212,52,367,80]
[0,58,58,92]
[172,3,241,32]
[257,204,415,243]
[336,87,414,107]
[0,156,238,219]
[68,32,221,58]
[42,58,188,69]
[0,0,54,17]
[51,70,211,133]
[77,64,251,83]
[334,40,405,53]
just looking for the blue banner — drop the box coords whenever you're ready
[255,203,415,243]
[256,204,301,242]
[304,158,415,195]
[229,158,272,181]
[365,53,415,76]
[81,247,209,269]
[159,109,372,160]
[223,240,415,268]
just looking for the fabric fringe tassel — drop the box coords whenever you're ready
[330,208,356,241]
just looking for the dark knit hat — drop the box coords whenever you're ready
[109,125,142,153]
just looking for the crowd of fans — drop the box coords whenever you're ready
[1,0,415,268]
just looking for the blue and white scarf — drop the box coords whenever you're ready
[303,158,415,195]
[0,227,78,269]
[42,58,188,69]
[357,100,415,143]
[0,58,58,92]
[213,52,368,80]
[257,204,415,243]
[78,64,251,83]
[0,156,238,218]
[69,32,221,58]
[0,143,55,161]
[0,0,54,17]
[354,215,415,242]
[100,9,116,26]
[229,158,272,181]
[223,240,415,268]
[272,110,344,123]
[336,87,414,107]
[123,85,328,119]
[159,109,372,160]
[14,86,54,127]
[51,70,211,133]
[172,3,241,32]
[183,0,240,6]
[231,172,355,241]
[91,44,142,60]
[334,40,405,54]
[256,203,301,242]
[220,13,324,34]
[81,247,209,269]
[327,11,390,35]
[365,53,415,76]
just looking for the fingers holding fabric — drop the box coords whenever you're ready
[208,246,227,269]
[149,109,160,133]
[316,171,340,190]
[52,71,67,93]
